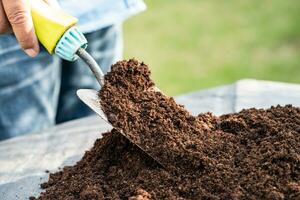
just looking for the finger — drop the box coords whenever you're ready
[2,0,39,57]
[0,1,11,33]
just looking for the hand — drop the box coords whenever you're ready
[0,0,39,57]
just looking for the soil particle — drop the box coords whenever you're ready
[31,59,300,200]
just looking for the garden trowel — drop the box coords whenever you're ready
[30,0,104,84]
[30,0,165,168]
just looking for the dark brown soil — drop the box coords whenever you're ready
[31,59,300,200]
[99,59,237,173]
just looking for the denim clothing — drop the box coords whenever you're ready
[59,0,146,33]
[0,25,122,141]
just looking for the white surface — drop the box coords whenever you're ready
[176,79,300,116]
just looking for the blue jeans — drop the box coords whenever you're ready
[0,25,123,141]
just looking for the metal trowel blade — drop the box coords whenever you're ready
[77,89,109,123]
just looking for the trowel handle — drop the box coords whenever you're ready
[29,0,78,53]
[29,0,101,80]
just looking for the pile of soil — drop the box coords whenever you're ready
[31,59,300,200]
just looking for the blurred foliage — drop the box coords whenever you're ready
[124,0,300,95]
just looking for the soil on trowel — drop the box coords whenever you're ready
[31,59,300,200]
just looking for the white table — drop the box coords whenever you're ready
[1,79,300,199]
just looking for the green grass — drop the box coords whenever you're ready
[124,0,300,95]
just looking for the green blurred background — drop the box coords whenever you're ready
[123,0,300,96]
